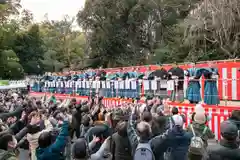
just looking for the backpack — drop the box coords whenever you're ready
[169,116,174,129]
[134,141,155,160]
[168,116,177,130]
[189,124,207,155]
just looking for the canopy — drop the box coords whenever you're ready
[0,84,27,90]
[0,80,9,86]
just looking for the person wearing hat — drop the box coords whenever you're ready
[187,105,215,148]
[207,120,240,160]
[160,114,192,160]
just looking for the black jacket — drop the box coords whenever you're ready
[111,132,132,160]
[0,105,23,120]
[207,139,240,160]
[165,127,192,160]
[228,118,240,131]
[72,109,82,129]
[0,119,26,139]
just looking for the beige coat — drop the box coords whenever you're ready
[27,120,53,160]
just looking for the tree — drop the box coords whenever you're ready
[0,49,24,79]
[20,9,33,27]
[77,0,142,67]
[0,0,237,79]
[0,0,21,23]
[0,18,22,79]
[0,2,87,78]
[41,50,64,72]
[13,24,45,74]
[40,15,86,70]
[77,0,201,68]
[68,31,86,69]
[0,0,6,4]
[184,0,240,60]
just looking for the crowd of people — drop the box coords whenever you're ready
[0,88,238,160]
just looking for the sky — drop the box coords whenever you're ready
[21,0,86,22]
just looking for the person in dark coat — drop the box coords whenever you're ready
[228,110,240,131]
[207,120,240,160]
[71,104,82,138]
[161,115,192,160]
[80,114,93,137]
[152,112,167,136]
[111,121,132,160]
[0,105,23,121]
